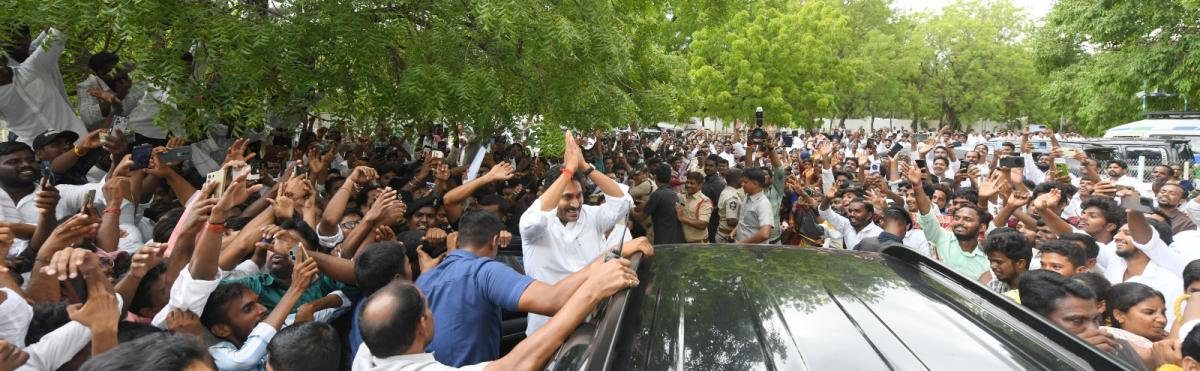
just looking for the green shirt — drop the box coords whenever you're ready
[916,207,989,280]
[223,273,349,313]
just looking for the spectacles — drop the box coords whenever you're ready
[340,221,360,229]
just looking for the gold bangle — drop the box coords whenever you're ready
[73,146,85,157]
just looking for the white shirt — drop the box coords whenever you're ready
[817,207,882,250]
[151,267,221,329]
[903,229,932,257]
[0,181,104,257]
[0,28,86,144]
[352,347,487,371]
[16,295,121,371]
[518,188,632,335]
[75,75,142,129]
[124,85,178,139]
[1105,229,1184,327]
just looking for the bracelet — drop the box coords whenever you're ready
[580,165,595,177]
[73,146,86,157]
[206,222,226,234]
[103,207,120,214]
[560,167,574,176]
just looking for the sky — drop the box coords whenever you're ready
[891,0,1054,20]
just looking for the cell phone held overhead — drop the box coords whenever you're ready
[1119,194,1155,214]
[999,156,1024,168]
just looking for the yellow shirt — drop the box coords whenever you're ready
[679,191,713,242]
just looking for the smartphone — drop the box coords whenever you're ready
[130,144,153,171]
[206,167,233,199]
[432,150,444,159]
[959,160,970,170]
[887,143,904,158]
[1054,158,1069,176]
[40,160,56,185]
[158,147,192,163]
[81,190,96,214]
[289,243,309,262]
[293,163,305,177]
[1113,184,1136,192]
[999,156,1024,168]
[112,116,130,134]
[915,159,927,169]
[247,162,262,183]
[98,129,108,144]
[1028,124,1045,134]
[1119,195,1155,213]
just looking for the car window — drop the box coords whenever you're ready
[1123,147,1165,161]
[587,247,1112,371]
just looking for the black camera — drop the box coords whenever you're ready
[749,107,768,145]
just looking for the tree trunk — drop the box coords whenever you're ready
[942,100,960,130]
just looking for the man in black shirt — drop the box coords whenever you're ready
[702,155,726,242]
[633,165,685,245]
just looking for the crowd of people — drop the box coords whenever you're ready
[6,24,1200,371]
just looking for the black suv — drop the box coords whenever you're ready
[546,245,1134,370]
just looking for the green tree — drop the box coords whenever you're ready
[684,0,854,128]
[828,0,923,130]
[914,0,1042,129]
[1035,0,1200,135]
[4,0,689,143]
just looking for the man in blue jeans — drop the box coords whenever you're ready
[416,209,650,367]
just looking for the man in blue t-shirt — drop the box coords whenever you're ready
[416,209,650,367]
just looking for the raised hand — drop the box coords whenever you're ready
[67,290,119,330]
[102,176,132,204]
[486,161,515,182]
[41,214,100,256]
[347,166,378,185]
[1006,190,1032,208]
[79,129,103,150]
[129,243,166,278]
[166,309,206,338]
[978,172,1004,200]
[34,178,60,216]
[1032,188,1062,210]
[216,172,264,212]
[903,161,922,184]
[289,258,319,291]
[224,138,257,164]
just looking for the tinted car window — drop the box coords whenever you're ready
[604,247,1102,371]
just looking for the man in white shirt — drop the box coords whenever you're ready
[75,52,142,130]
[518,132,630,335]
[817,187,882,250]
[1109,211,1183,327]
[1105,160,1153,198]
[0,142,102,257]
[0,27,86,144]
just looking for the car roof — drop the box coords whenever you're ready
[552,245,1131,371]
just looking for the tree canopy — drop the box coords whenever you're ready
[1034,0,1200,135]
[4,0,1195,138]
